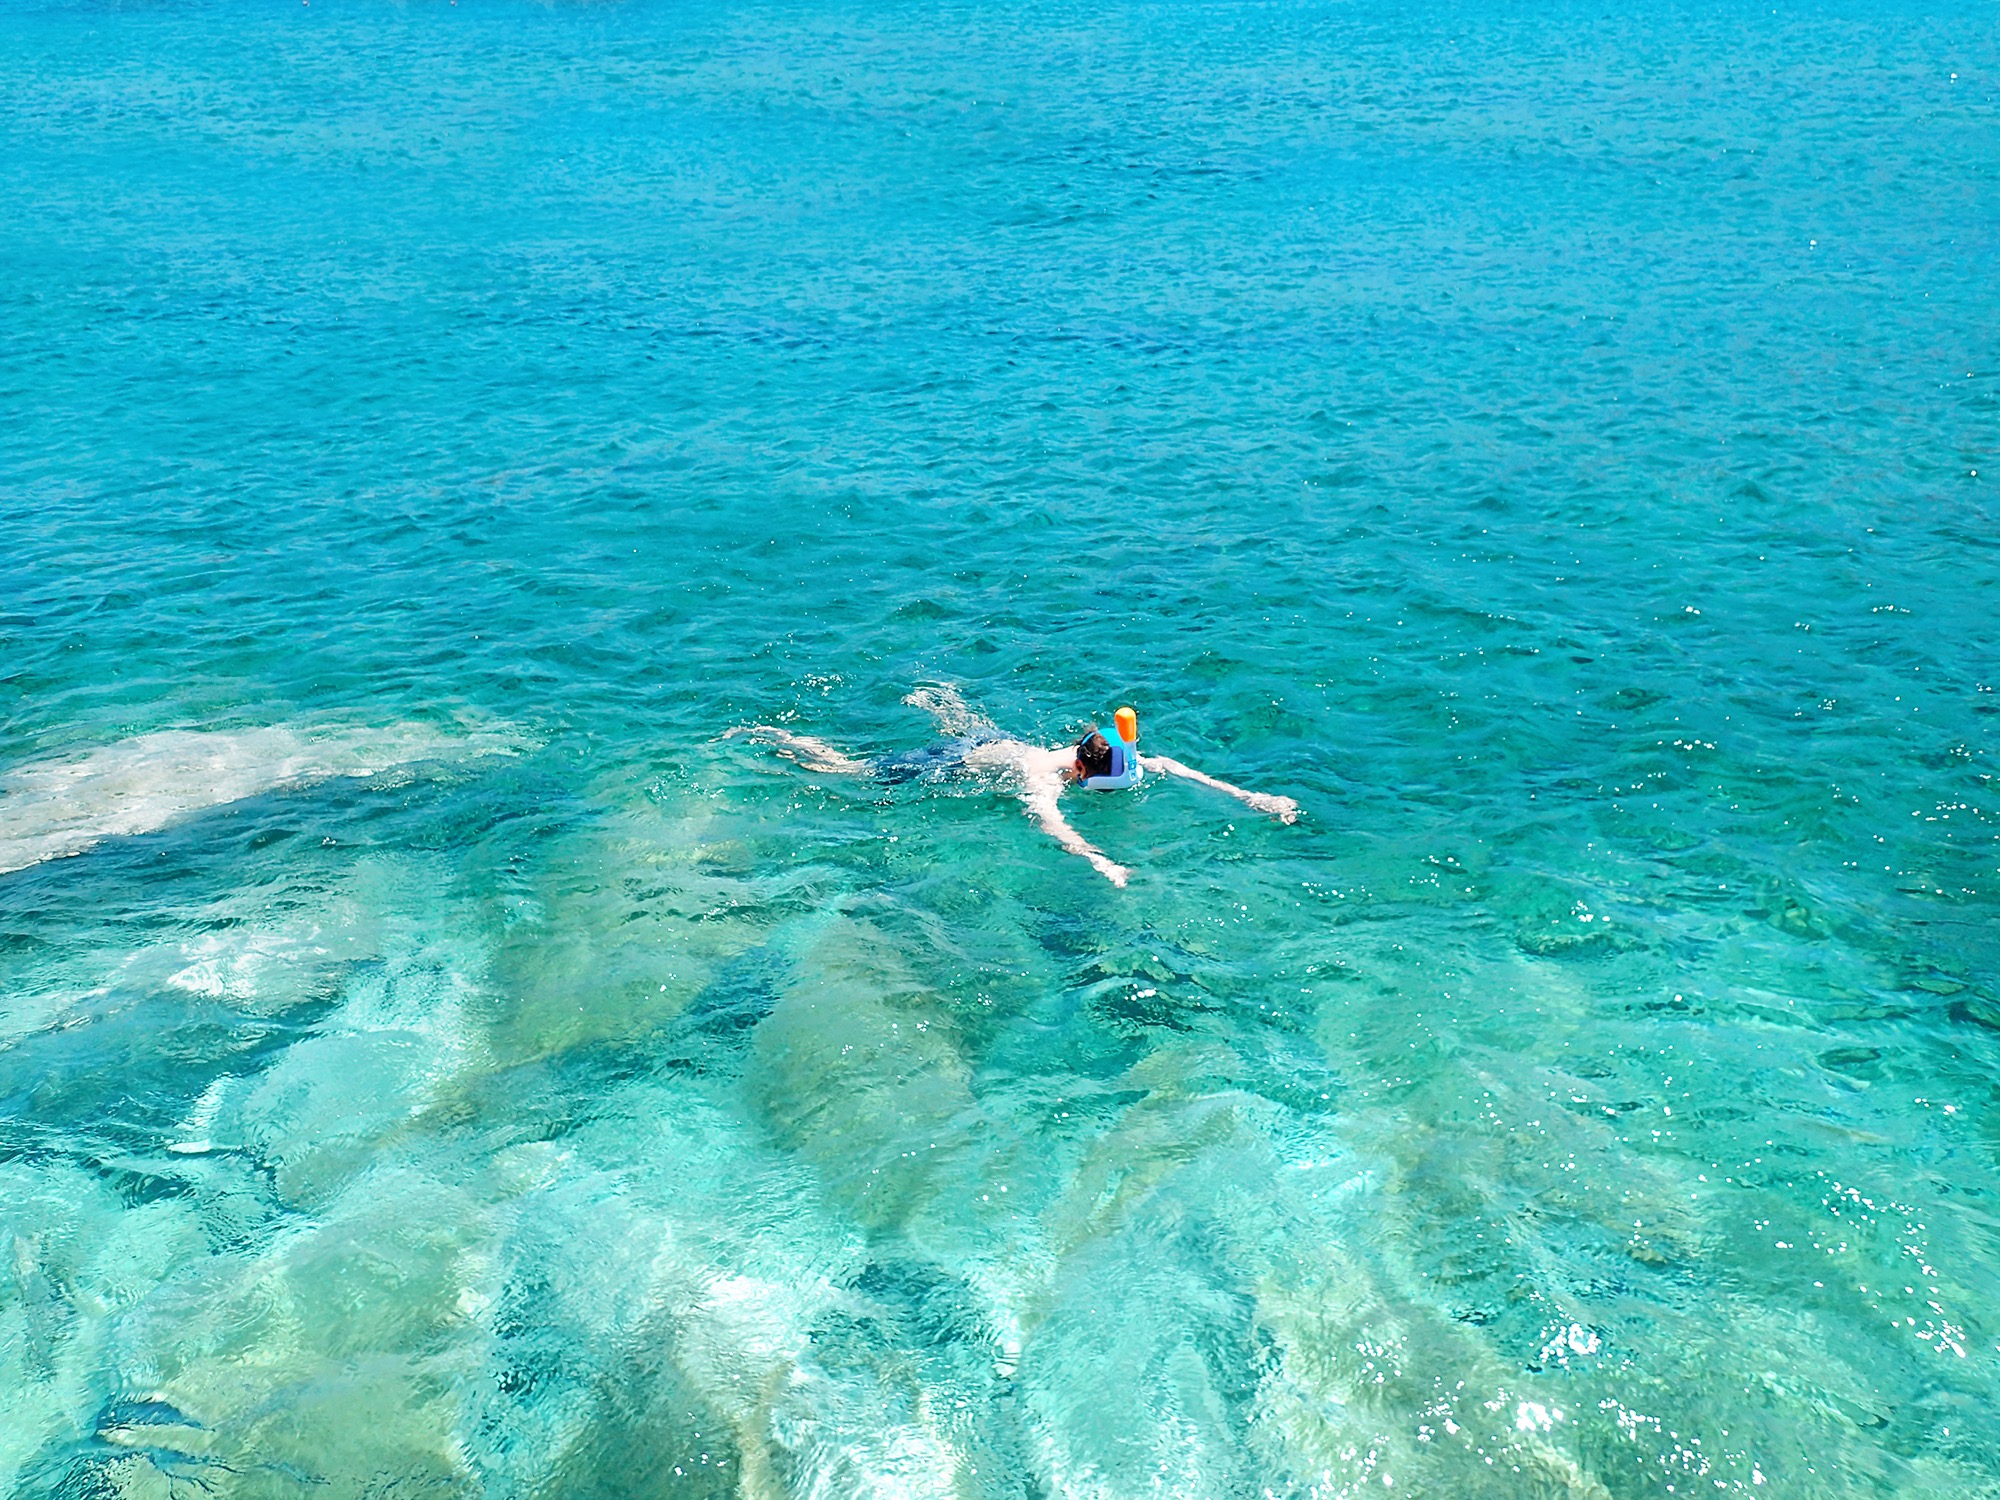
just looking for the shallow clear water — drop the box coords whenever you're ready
[2,0,1997,1494]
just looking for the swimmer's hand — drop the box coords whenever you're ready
[1090,852,1131,887]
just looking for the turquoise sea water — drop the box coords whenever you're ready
[2,0,1998,1493]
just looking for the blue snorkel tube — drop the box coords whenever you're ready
[1081,706,1144,790]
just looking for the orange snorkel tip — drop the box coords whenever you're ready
[1114,706,1138,744]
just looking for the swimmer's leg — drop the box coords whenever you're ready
[724,725,871,775]
[902,683,1001,741]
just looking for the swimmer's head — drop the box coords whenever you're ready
[1075,731,1113,780]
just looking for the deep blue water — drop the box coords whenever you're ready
[2,0,1998,1494]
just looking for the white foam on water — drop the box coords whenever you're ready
[0,721,527,875]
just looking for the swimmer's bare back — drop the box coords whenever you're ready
[727,710,1298,886]
[964,739,1132,885]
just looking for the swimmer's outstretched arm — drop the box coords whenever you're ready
[724,725,871,775]
[1023,779,1130,887]
[1139,754,1301,824]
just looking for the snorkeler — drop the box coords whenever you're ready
[727,686,1299,887]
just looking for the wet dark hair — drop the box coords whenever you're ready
[1075,731,1113,779]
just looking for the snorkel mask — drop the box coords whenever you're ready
[1081,706,1144,790]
